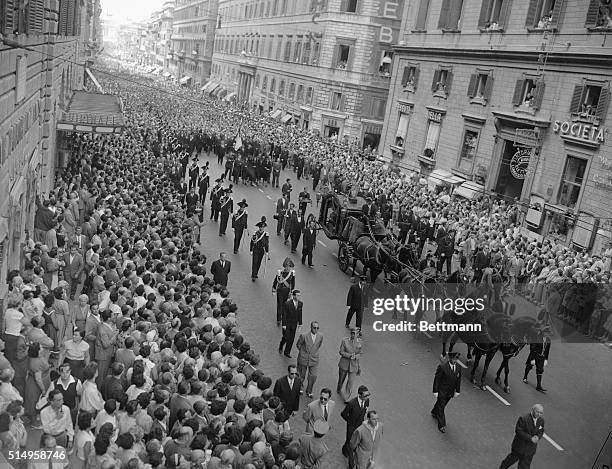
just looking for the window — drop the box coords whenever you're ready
[512,77,545,110]
[279,80,285,96]
[293,39,302,62]
[297,85,304,102]
[284,39,292,61]
[255,74,260,88]
[395,112,411,147]
[276,37,283,60]
[288,83,296,100]
[467,72,494,103]
[525,0,562,30]
[266,1,271,16]
[558,156,587,208]
[401,65,419,92]
[457,129,479,172]
[423,120,441,159]
[569,83,609,122]
[431,68,453,97]
[302,41,311,64]
[270,78,276,93]
[378,51,393,76]
[414,0,430,30]
[262,75,268,91]
[306,87,314,104]
[15,55,27,104]
[335,44,351,69]
[312,38,321,65]
[340,0,358,13]
[281,0,287,15]
[272,0,278,15]
[478,0,511,30]
[586,0,612,30]
[438,0,464,31]
[267,36,274,57]
[331,92,343,111]
[368,98,386,120]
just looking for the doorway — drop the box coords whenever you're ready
[494,139,527,200]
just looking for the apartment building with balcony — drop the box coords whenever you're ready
[169,0,219,86]
[0,0,90,298]
[208,0,403,148]
[380,0,612,252]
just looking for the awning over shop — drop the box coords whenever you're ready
[453,180,487,200]
[427,169,465,189]
[85,68,103,93]
[200,81,210,92]
[212,86,225,97]
[270,109,283,119]
[281,114,293,124]
[57,91,125,133]
[179,76,192,85]
[207,82,221,95]
[217,88,228,99]
[224,92,237,102]
[201,81,214,92]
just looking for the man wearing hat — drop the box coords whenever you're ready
[523,324,551,393]
[298,419,330,468]
[210,178,224,221]
[218,185,234,236]
[198,166,209,205]
[431,351,461,433]
[250,217,270,281]
[232,199,248,254]
[272,258,296,326]
[279,289,303,358]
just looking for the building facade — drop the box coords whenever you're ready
[169,0,219,86]
[208,0,403,148]
[381,0,612,252]
[0,0,93,298]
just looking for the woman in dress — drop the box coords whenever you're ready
[24,343,51,422]
[41,293,58,349]
[52,287,71,347]
[72,294,90,334]
[71,411,95,469]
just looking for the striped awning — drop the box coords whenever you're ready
[281,114,293,124]
[270,109,282,119]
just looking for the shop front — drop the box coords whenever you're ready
[322,115,344,139]
[361,120,383,152]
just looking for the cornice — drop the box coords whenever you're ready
[392,45,612,67]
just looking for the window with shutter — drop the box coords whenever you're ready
[414,0,430,31]
[481,0,512,30]
[467,74,478,98]
[401,67,410,87]
[445,71,453,95]
[446,0,464,30]
[438,0,451,29]
[498,0,513,29]
[431,70,440,92]
[484,76,494,100]
[532,81,545,110]
[569,85,584,114]
[524,0,538,28]
[570,82,608,122]
[1,0,16,34]
[596,87,609,122]
[585,0,612,29]
[478,1,493,29]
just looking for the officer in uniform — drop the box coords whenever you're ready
[188,160,200,191]
[209,178,224,221]
[272,257,296,326]
[198,166,210,205]
[218,186,234,236]
[523,325,552,393]
[232,199,248,254]
[250,217,270,281]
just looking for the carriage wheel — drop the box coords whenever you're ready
[338,244,350,273]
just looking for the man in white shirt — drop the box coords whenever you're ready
[41,389,75,449]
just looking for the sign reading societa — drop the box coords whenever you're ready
[552,120,605,143]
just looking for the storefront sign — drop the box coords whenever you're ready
[552,120,605,143]
[398,103,412,114]
[510,148,530,179]
[427,110,442,123]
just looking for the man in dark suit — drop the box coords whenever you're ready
[500,404,545,469]
[198,168,210,205]
[284,203,298,245]
[232,199,248,254]
[361,197,377,222]
[279,290,303,358]
[290,211,305,254]
[210,252,231,287]
[218,188,234,236]
[101,362,125,401]
[345,275,367,330]
[301,219,317,267]
[276,194,289,236]
[185,187,199,217]
[62,244,84,300]
[273,365,303,414]
[523,327,551,393]
[341,385,370,467]
[210,178,224,221]
[431,351,461,433]
[281,178,293,201]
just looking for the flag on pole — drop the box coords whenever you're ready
[234,130,243,151]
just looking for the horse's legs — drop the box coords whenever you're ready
[502,359,511,393]
[480,349,497,389]
[466,344,473,361]
[470,350,482,382]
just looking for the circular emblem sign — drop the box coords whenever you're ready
[510,148,531,179]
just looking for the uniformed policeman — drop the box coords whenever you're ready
[523,325,552,393]
[232,199,248,254]
[250,216,270,281]
[272,257,296,327]
[218,186,234,236]
[209,178,224,221]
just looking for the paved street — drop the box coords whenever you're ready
[195,150,612,469]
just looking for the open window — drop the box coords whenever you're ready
[585,0,612,30]
[378,51,393,77]
[512,77,545,111]
[431,67,453,98]
[401,65,419,92]
[478,0,512,31]
[335,44,351,69]
[569,82,609,123]
[525,0,563,30]
[467,72,494,104]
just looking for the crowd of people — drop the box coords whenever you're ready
[1,62,610,468]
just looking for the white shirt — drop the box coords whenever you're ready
[40,405,75,439]
[3,308,24,336]
[288,378,294,389]
[311,333,317,344]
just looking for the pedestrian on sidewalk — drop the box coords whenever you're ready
[346,275,367,331]
[431,351,461,433]
[499,404,545,469]
[350,410,383,469]
[302,388,335,433]
[340,385,370,466]
[278,290,302,358]
[337,328,362,399]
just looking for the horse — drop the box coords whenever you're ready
[352,234,396,282]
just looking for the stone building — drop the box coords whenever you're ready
[207,0,402,148]
[0,0,94,298]
[169,0,219,86]
[381,0,612,252]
